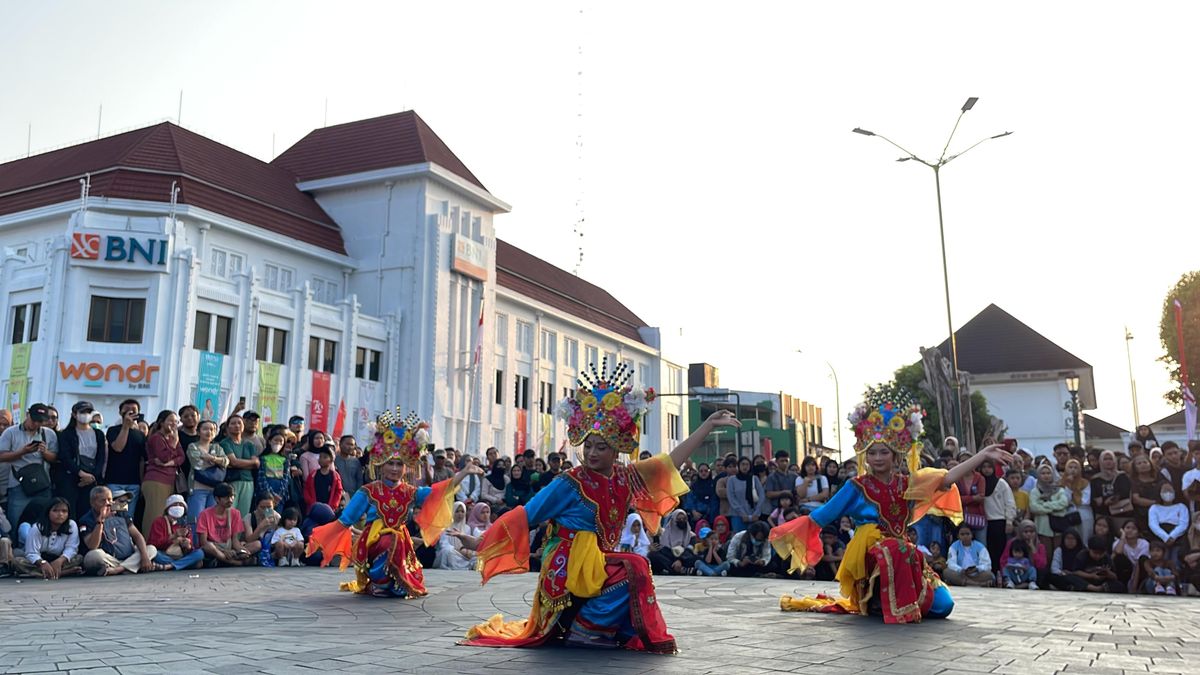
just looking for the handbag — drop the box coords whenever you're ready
[174,469,190,495]
[194,465,227,487]
[1048,511,1082,533]
[16,461,52,496]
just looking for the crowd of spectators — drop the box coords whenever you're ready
[2,399,1197,600]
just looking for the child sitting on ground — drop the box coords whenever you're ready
[1141,540,1178,595]
[694,527,729,576]
[813,525,845,582]
[1004,539,1038,590]
[270,508,306,567]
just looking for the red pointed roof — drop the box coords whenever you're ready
[496,239,650,344]
[272,111,488,191]
[0,123,346,253]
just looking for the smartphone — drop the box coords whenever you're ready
[1002,438,1017,453]
[238,396,246,406]
[135,413,146,423]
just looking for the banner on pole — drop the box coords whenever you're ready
[257,361,281,425]
[514,409,528,454]
[332,400,347,438]
[6,344,31,423]
[310,371,331,432]
[195,351,223,421]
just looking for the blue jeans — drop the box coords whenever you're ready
[155,549,205,571]
[7,486,51,529]
[187,489,215,526]
[913,515,944,552]
[729,516,747,534]
[1004,565,1035,586]
[696,560,730,576]
[107,483,141,517]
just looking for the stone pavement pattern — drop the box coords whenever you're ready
[0,568,1196,675]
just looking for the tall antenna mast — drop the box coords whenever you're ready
[178,90,184,125]
[572,4,585,276]
[96,105,103,139]
[1125,327,1140,427]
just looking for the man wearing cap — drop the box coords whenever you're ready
[288,416,305,437]
[430,449,455,484]
[79,485,168,575]
[242,411,265,455]
[0,404,58,522]
[54,401,108,518]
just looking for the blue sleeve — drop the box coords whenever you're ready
[524,477,573,528]
[338,488,371,526]
[415,486,432,505]
[809,480,861,529]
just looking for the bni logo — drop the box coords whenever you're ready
[71,232,101,260]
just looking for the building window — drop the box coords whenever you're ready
[193,311,233,355]
[668,413,681,441]
[514,374,529,410]
[209,246,244,278]
[10,302,40,344]
[584,345,598,370]
[355,347,381,381]
[312,277,339,304]
[515,321,533,356]
[638,362,650,388]
[563,337,578,370]
[539,381,555,413]
[539,329,557,362]
[495,314,508,350]
[256,325,288,364]
[309,337,337,373]
[495,369,505,405]
[604,351,617,370]
[87,296,145,344]
[264,263,295,292]
[562,386,577,401]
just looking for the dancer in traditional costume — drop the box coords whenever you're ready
[769,395,1012,623]
[462,362,739,653]
[306,409,482,598]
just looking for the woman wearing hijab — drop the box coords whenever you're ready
[981,460,1016,573]
[1090,450,1133,529]
[1029,463,1071,551]
[1047,528,1087,591]
[503,464,534,509]
[1060,459,1093,541]
[434,502,482,570]
[683,463,719,525]
[619,513,651,558]
[650,509,697,575]
[467,502,493,534]
[999,519,1050,588]
[480,464,508,515]
[726,456,767,533]
[1129,454,1161,534]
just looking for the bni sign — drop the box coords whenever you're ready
[451,234,488,282]
[70,231,171,272]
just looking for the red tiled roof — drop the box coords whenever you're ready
[496,239,650,344]
[0,123,346,254]
[272,111,488,191]
[1083,414,1128,440]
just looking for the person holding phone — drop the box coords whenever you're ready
[106,399,147,520]
[0,403,59,525]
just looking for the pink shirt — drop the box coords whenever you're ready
[197,507,246,545]
[144,434,184,485]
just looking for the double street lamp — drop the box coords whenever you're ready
[853,98,1012,443]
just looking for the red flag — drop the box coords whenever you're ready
[332,400,347,438]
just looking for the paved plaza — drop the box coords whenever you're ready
[0,568,1196,675]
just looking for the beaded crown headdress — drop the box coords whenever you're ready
[848,391,925,475]
[554,358,656,454]
[369,407,430,468]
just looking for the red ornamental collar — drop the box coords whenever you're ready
[564,465,633,551]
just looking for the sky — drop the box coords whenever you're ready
[1,1,1194,451]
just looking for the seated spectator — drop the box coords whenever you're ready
[684,463,719,525]
[838,515,854,545]
[811,526,844,582]
[999,520,1049,587]
[1113,519,1149,592]
[503,464,534,509]
[467,502,492,532]
[944,523,995,587]
[1148,482,1188,553]
[1140,540,1178,595]
[711,514,732,547]
[619,513,651,558]
[727,521,773,577]
[303,447,343,516]
[300,503,336,567]
[768,494,796,527]
[1048,529,1086,591]
[79,486,170,575]
[1160,441,1189,494]
[14,497,81,579]
[270,507,306,567]
[479,463,508,514]
[243,494,282,566]
[1062,536,1126,593]
[1180,510,1200,596]
[650,508,697,575]
[146,494,204,570]
[197,482,261,567]
[1002,539,1037,590]
[694,526,729,576]
[434,502,481,570]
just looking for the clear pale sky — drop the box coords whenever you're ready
[2,1,1193,451]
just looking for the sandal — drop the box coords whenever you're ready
[153,563,174,572]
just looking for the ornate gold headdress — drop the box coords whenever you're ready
[848,392,925,475]
[369,407,429,468]
[554,359,656,454]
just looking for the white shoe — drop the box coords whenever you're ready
[1006,580,1016,589]
[1028,582,1039,591]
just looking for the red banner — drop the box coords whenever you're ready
[515,409,528,455]
[331,400,346,438]
[310,372,331,433]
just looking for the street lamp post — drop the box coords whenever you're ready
[796,350,842,460]
[1065,374,1082,449]
[853,98,1011,445]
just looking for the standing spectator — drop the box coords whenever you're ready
[726,456,766,532]
[479,462,507,514]
[1159,441,1189,494]
[954,452,987,541]
[1147,482,1188,553]
[430,449,455,484]
[694,527,729,576]
[288,415,305,437]
[981,460,1016,573]
[1052,443,1071,474]
[0,409,11,514]
[794,456,830,514]
[242,411,265,455]
[727,520,772,577]
[105,400,146,519]
[1091,450,1133,527]
[1060,459,1093,541]
[303,447,343,515]
[256,431,291,506]
[535,452,563,492]
[822,458,844,496]
[943,523,994,587]
[457,455,485,504]
[142,410,184,534]
[13,497,81,578]
[196,482,261,566]
[1048,528,1086,591]
[1029,464,1070,552]
[0,403,58,525]
[146,494,204,570]
[503,463,533,509]
[335,435,365,499]
[177,405,201,453]
[764,450,797,511]
[270,507,306,566]
[484,446,499,470]
[1005,468,1030,524]
[79,486,168,575]
[1132,425,1158,453]
[618,513,651,557]
[296,431,328,480]
[715,457,736,518]
[54,401,106,519]
[1113,520,1149,592]
[683,463,719,525]
[186,420,228,520]
[220,415,259,516]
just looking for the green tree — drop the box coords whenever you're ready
[1158,270,1200,407]
[866,360,992,450]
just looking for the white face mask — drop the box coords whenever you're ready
[167,505,186,519]
[1162,492,1175,502]
[77,413,93,425]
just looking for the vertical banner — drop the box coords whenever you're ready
[541,413,552,451]
[310,371,331,433]
[257,361,281,425]
[6,343,31,423]
[355,380,377,441]
[195,351,223,421]
[514,409,528,454]
[331,400,347,438]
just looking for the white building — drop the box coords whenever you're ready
[0,111,684,457]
